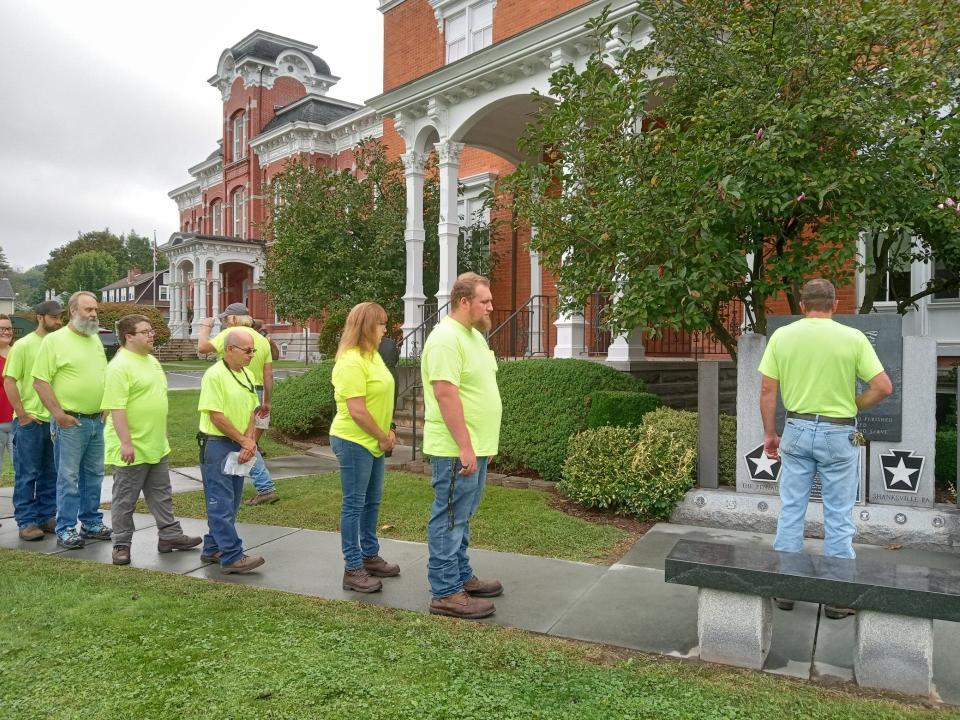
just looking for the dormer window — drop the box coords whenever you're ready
[445,1,494,63]
[231,112,247,161]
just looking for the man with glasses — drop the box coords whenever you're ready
[3,301,62,541]
[197,303,278,506]
[196,330,265,573]
[32,292,110,549]
[103,315,201,565]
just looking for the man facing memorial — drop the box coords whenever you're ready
[759,279,892,613]
[421,272,503,620]
[33,291,110,549]
[103,315,201,565]
[197,329,265,573]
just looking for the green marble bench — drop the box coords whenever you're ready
[665,539,960,697]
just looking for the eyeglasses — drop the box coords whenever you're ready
[228,345,256,355]
[0,328,12,334]
[133,329,156,336]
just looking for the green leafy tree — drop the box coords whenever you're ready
[124,231,167,273]
[264,140,447,332]
[63,250,118,294]
[9,265,46,309]
[0,245,10,273]
[503,0,960,359]
[45,230,125,291]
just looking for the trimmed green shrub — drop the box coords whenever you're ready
[271,361,336,436]
[559,426,645,511]
[96,303,170,346]
[936,430,957,490]
[496,359,645,481]
[587,390,663,429]
[560,407,738,519]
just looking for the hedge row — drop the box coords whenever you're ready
[495,359,645,481]
[586,390,663,429]
[936,430,957,489]
[271,361,336,436]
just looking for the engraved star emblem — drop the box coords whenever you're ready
[744,444,781,482]
[879,450,924,493]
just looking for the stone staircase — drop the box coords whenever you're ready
[155,339,200,361]
[392,390,424,447]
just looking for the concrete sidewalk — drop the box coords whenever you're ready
[0,509,957,705]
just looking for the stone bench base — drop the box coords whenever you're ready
[698,588,772,670]
[855,611,934,697]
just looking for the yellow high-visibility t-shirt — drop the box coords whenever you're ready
[101,348,171,465]
[210,326,272,385]
[198,360,258,437]
[3,331,50,421]
[329,348,395,457]
[31,326,107,415]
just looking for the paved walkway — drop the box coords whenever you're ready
[0,492,957,704]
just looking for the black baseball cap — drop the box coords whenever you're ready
[34,300,63,316]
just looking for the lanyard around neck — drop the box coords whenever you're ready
[222,358,256,395]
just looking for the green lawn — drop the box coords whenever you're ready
[133,471,628,563]
[0,551,947,720]
[166,390,298,467]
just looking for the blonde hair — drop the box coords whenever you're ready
[336,302,387,359]
[451,272,490,308]
[226,314,253,327]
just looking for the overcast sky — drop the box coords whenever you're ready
[0,1,384,271]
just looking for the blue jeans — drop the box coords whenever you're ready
[427,456,488,598]
[247,451,275,494]
[200,436,246,566]
[774,418,860,559]
[51,417,105,537]
[11,418,57,528]
[330,436,384,570]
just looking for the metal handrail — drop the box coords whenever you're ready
[399,300,449,362]
[487,294,556,359]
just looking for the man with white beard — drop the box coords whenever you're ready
[33,291,110,549]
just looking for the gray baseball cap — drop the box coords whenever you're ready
[219,302,250,320]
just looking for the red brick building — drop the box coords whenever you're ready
[163,30,381,358]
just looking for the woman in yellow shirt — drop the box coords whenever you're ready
[329,302,398,593]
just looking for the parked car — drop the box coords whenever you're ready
[99,328,120,359]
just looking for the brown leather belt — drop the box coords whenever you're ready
[786,411,855,426]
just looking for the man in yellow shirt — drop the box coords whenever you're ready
[2,300,62,541]
[421,273,503,620]
[197,303,278,506]
[102,314,201,566]
[197,329,265,574]
[32,291,109,550]
[759,279,892,616]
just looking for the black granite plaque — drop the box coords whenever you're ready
[766,314,902,442]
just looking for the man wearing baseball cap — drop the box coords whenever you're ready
[197,303,278,505]
[2,300,63,541]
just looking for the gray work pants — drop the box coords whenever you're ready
[111,456,183,545]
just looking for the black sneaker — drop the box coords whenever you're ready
[57,530,85,550]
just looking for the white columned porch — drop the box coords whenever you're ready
[529,227,543,353]
[190,258,205,338]
[210,262,222,336]
[168,281,181,337]
[552,248,586,358]
[606,327,646,364]
[400,151,428,353]
[435,140,464,315]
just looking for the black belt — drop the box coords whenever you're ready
[64,410,100,420]
[786,411,855,426]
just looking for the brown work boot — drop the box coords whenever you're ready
[824,604,855,620]
[157,534,202,553]
[463,575,503,598]
[221,554,265,574]
[18,525,44,541]
[41,518,56,534]
[112,545,131,565]
[244,490,279,506]
[429,591,495,619]
[343,568,383,593]
[363,555,400,577]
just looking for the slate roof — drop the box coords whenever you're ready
[231,37,331,77]
[0,277,13,299]
[261,97,359,134]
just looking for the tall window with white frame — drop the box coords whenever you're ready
[445,1,494,63]
[211,200,222,235]
[932,256,960,301]
[232,112,247,161]
[232,188,247,239]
